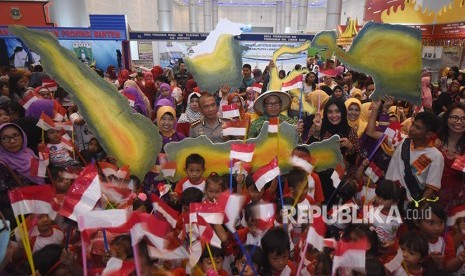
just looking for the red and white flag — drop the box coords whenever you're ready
[195,215,222,248]
[151,195,179,229]
[61,166,82,180]
[228,160,252,176]
[161,161,177,178]
[252,157,280,192]
[452,155,465,172]
[30,156,49,178]
[332,238,368,275]
[8,185,57,219]
[291,155,314,174]
[147,244,189,260]
[306,215,327,251]
[98,162,118,178]
[55,121,74,132]
[36,112,56,131]
[252,82,263,93]
[222,104,241,119]
[101,258,135,276]
[59,165,101,221]
[42,79,58,92]
[331,164,345,188]
[384,247,403,273]
[364,162,383,183]
[128,212,173,250]
[19,91,40,110]
[230,143,255,162]
[116,165,130,179]
[217,192,245,233]
[384,122,404,147]
[253,203,275,231]
[281,74,303,92]
[77,209,128,231]
[60,134,75,152]
[122,91,136,107]
[223,119,248,136]
[190,202,225,225]
[53,100,66,122]
[447,204,465,226]
[157,183,171,198]
[268,117,279,133]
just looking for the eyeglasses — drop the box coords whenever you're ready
[448,115,465,123]
[265,101,281,107]
[0,133,22,143]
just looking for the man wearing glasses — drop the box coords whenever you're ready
[248,90,303,139]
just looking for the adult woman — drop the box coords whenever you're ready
[308,98,360,200]
[105,65,117,83]
[345,98,367,138]
[435,103,465,210]
[303,72,317,94]
[7,73,27,101]
[0,123,45,225]
[177,92,202,137]
[122,87,148,117]
[123,80,152,117]
[223,92,250,140]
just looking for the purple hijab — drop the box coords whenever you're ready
[123,87,148,117]
[0,123,44,184]
[25,99,54,119]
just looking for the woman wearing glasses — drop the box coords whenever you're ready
[0,123,44,226]
[435,103,465,211]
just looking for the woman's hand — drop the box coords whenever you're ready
[219,84,230,98]
[339,137,353,150]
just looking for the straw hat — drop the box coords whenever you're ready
[253,90,291,115]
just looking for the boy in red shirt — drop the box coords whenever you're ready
[171,154,206,203]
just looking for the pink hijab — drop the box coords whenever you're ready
[421,76,432,108]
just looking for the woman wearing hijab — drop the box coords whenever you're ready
[359,102,372,123]
[308,98,360,200]
[25,98,55,119]
[153,83,175,110]
[421,76,432,109]
[156,105,185,147]
[122,87,148,117]
[0,123,45,225]
[105,65,117,83]
[345,98,367,138]
[123,80,152,117]
[183,79,197,108]
[177,92,202,137]
[116,69,130,89]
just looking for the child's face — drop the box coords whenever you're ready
[46,129,61,144]
[37,214,52,234]
[185,163,204,183]
[159,113,175,133]
[54,171,73,193]
[160,87,170,98]
[290,180,308,202]
[246,91,254,100]
[419,214,445,240]
[231,96,242,109]
[205,182,222,202]
[400,244,422,266]
[333,89,343,99]
[235,255,258,276]
[247,185,264,202]
[88,139,99,153]
[110,244,127,260]
[200,256,224,272]
[0,109,10,125]
[267,251,289,273]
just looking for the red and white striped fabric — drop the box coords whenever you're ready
[217,192,245,233]
[384,247,403,273]
[252,157,280,192]
[230,143,255,162]
[268,117,279,133]
[55,121,74,132]
[223,119,248,136]
[253,203,275,231]
[122,91,136,107]
[331,164,345,188]
[60,134,75,151]
[452,155,465,173]
[19,91,40,110]
[161,161,177,178]
[364,162,383,183]
[190,202,225,225]
[53,101,66,122]
[128,212,173,250]
[195,215,222,248]
[98,162,118,178]
[59,165,101,221]
[222,104,241,119]
[147,244,189,260]
[36,112,56,131]
[116,165,130,179]
[151,194,179,229]
[305,215,326,251]
[384,122,404,147]
[42,79,58,92]
[8,185,57,219]
[77,209,128,231]
[61,166,82,180]
[447,204,465,226]
[291,155,314,174]
[157,183,171,198]
[252,82,263,93]
[30,154,49,178]
[101,257,135,276]
[281,74,303,92]
[332,238,368,275]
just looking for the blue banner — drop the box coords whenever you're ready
[129,32,313,42]
[0,26,127,40]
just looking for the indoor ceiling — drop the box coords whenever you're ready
[172,0,327,7]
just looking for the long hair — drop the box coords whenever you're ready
[320,97,351,138]
[437,102,465,154]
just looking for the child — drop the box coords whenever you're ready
[109,234,133,261]
[15,214,64,253]
[49,165,74,194]
[237,202,267,246]
[45,128,77,167]
[174,187,204,244]
[171,153,206,203]
[245,175,266,204]
[395,231,429,276]
[204,172,226,203]
[415,201,465,273]
[33,244,83,276]
[261,226,296,275]
[80,137,108,164]
[193,245,228,276]
[232,244,264,276]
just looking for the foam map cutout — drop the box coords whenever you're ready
[9,25,162,179]
[311,21,422,104]
[164,121,343,181]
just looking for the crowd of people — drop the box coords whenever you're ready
[0,58,465,276]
